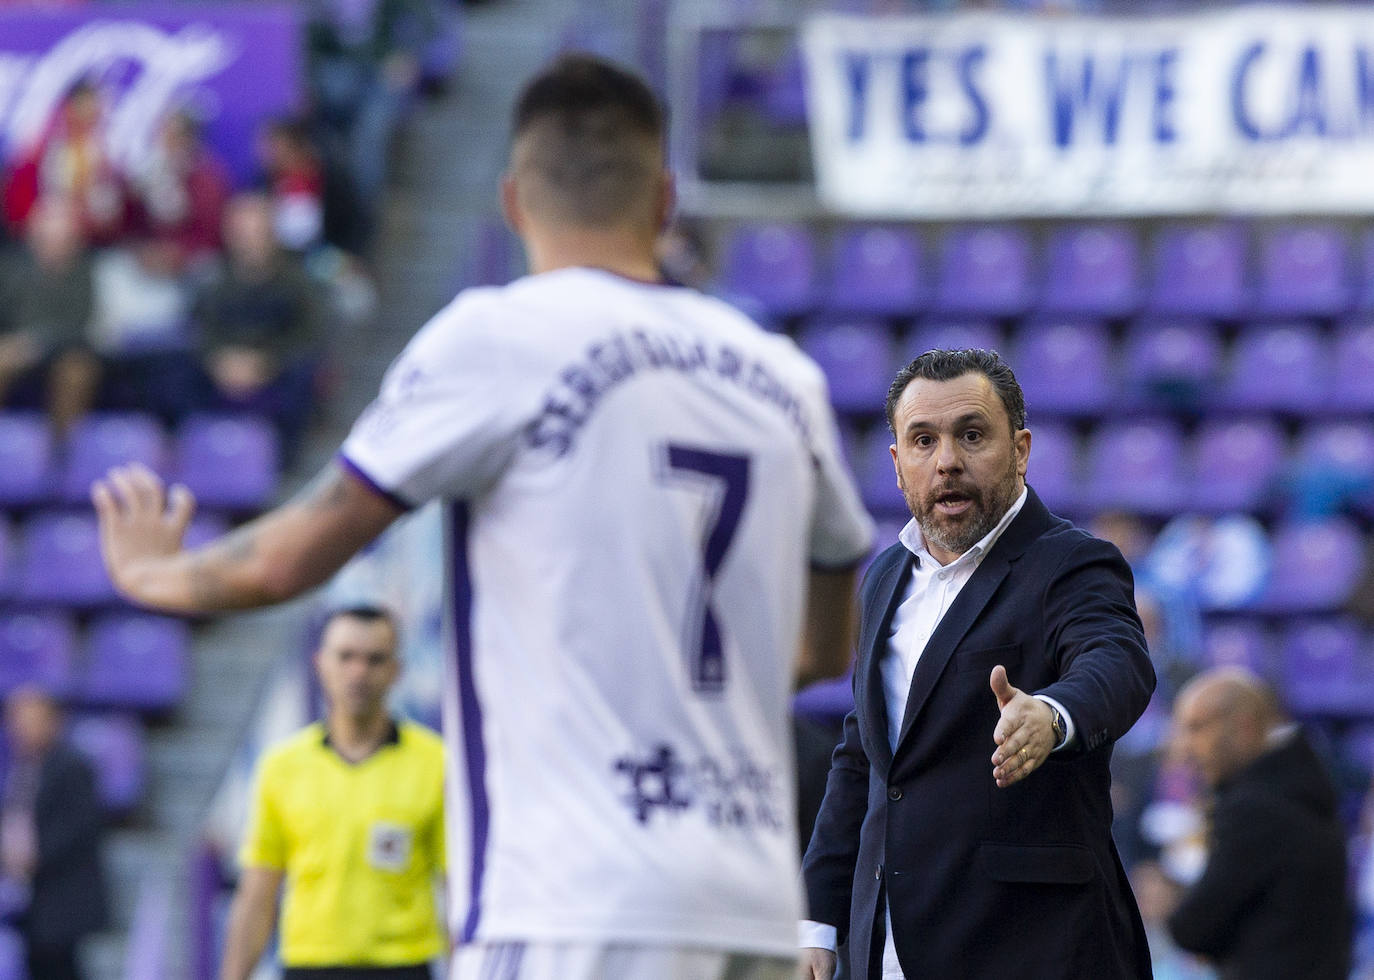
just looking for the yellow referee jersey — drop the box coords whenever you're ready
[240,719,446,967]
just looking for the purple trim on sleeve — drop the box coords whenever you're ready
[334,452,415,512]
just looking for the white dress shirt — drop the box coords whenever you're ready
[801,486,1077,976]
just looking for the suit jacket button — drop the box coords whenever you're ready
[875,864,883,880]
[887,786,902,801]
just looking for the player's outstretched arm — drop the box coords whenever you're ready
[796,566,860,689]
[92,460,403,614]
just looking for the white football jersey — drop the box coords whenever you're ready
[341,267,873,956]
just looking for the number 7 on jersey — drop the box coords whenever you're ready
[659,445,750,694]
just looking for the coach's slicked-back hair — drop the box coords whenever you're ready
[510,53,666,226]
[885,349,1026,436]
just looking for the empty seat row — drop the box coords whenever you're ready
[0,411,281,512]
[0,611,189,713]
[718,221,1374,320]
[804,317,1374,418]
[0,512,228,609]
[1205,618,1374,718]
[851,417,1374,519]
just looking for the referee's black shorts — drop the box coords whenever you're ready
[283,967,432,980]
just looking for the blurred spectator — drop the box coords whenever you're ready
[131,108,233,269]
[1,687,109,980]
[192,192,324,456]
[2,79,131,246]
[90,238,191,354]
[1167,667,1351,980]
[305,0,439,247]
[0,195,102,432]
[255,117,327,254]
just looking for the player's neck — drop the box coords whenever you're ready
[523,226,662,283]
[326,710,392,763]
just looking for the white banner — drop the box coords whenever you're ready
[802,7,1374,216]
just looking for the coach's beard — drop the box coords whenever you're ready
[912,470,1020,560]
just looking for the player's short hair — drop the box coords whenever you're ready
[885,349,1026,437]
[322,604,401,650]
[510,53,666,227]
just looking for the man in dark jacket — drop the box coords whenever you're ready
[2,686,109,980]
[1168,667,1351,980]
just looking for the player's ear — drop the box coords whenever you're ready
[501,173,524,235]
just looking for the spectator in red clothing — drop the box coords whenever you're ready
[132,109,232,270]
[2,79,131,245]
[255,117,326,254]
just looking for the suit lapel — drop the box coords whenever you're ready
[892,488,1055,758]
[859,549,914,774]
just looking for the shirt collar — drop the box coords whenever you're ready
[898,484,1028,570]
[321,718,401,752]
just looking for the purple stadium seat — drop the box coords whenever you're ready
[1038,223,1141,317]
[823,226,925,316]
[717,222,817,316]
[1252,517,1365,613]
[58,412,167,505]
[1280,619,1374,717]
[1013,320,1114,416]
[1146,223,1248,317]
[1327,319,1374,413]
[793,669,855,725]
[904,320,1004,362]
[931,224,1034,317]
[1202,618,1273,677]
[14,512,117,607]
[1188,417,1286,513]
[0,411,54,507]
[0,516,11,601]
[1024,421,1081,516]
[0,611,77,696]
[1119,319,1223,410]
[1219,322,1328,414]
[80,614,190,713]
[68,713,146,814]
[763,42,808,127]
[1081,419,1186,515]
[1356,229,1374,312]
[1253,224,1352,318]
[175,414,280,511]
[0,927,23,980]
[798,319,893,415]
[1285,421,1374,518]
[856,426,904,517]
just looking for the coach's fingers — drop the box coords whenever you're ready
[799,947,837,980]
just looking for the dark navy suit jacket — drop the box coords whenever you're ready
[802,487,1155,978]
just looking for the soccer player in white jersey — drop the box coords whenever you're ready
[91,54,874,980]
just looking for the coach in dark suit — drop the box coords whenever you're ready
[1167,667,1351,979]
[801,349,1155,979]
[2,687,108,980]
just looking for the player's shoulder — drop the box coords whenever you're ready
[257,723,328,777]
[397,719,445,761]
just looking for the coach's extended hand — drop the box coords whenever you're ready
[988,664,1056,788]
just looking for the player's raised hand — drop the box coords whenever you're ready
[91,463,196,601]
[988,664,1054,788]
[799,947,837,980]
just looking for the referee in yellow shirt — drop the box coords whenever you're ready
[219,605,446,980]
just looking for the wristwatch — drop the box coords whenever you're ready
[1047,703,1066,749]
